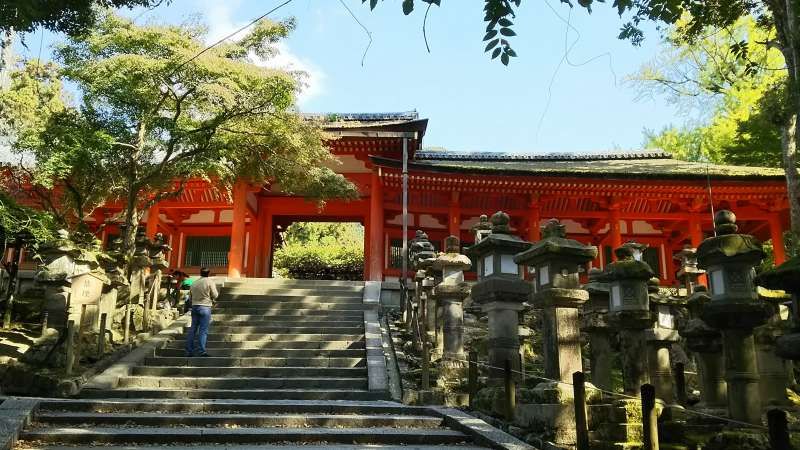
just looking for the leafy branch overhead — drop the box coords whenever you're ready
[362,0,520,66]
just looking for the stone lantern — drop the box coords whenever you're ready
[472,214,493,244]
[756,255,800,360]
[674,245,705,295]
[697,210,767,425]
[36,229,82,329]
[468,211,532,381]
[755,258,798,407]
[514,219,597,383]
[431,235,472,381]
[679,286,727,409]
[410,230,437,340]
[645,278,680,403]
[581,268,615,392]
[599,242,656,395]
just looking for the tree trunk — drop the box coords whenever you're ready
[771,0,800,257]
[121,192,140,274]
[786,114,800,256]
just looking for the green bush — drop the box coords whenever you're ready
[274,242,364,281]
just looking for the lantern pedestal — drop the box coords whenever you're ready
[644,328,679,403]
[481,300,526,383]
[680,287,727,409]
[754,295,791,406]
[582,270,615,393]
[536,288,589,383]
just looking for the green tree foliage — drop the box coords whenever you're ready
[274,222,364,280]
[635,17,786,167]
[0,0,168,36]
[1,13,357,257]
[0,60,115,229]
[0,191,55,244]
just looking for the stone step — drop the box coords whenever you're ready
[163,340,364,350]
[197,319,365,328]
[217,295,364,304]
[223,279,364,288]
[193,333,366,342]
[155,348,365,358]
[18,445,487,450]
[79,388,386,401]
[144,356,366,368]
[20,426,469,446]
[213,304,368,312]
[38,399,423,415]
[187,325,365,334]
[130,366,367,378]
[117,376,368,390]
[220,287,364,298]
[211,311,365,319]
[33,411,443,428]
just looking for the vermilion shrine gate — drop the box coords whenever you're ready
[82,112,791,285]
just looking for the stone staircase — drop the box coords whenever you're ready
[14,278,519,449]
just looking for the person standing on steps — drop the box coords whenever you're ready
[185,267,218,357]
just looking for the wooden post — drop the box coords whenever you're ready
[40,311,48,337]
[767,409,791,450]
[504,358,516,422]
[97,313,107,357]
[75,304,87,366]
[65,320,76,376]
[468,350,478,408]
[573,371,589,450]
[641,383,659,450]
[123,299,131,345]
[674,362,687,406]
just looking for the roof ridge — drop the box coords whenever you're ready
[301,111,419,121]
[414,150,673,162]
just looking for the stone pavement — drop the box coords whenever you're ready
[10,278,532,449]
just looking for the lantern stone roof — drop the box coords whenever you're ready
[373,149,785,180]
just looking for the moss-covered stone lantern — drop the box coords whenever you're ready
[410,230,438,342]
[432,235,472,380]
[514,219,597,383]
[697,210,767,425]
[645,278,681,403]
[472,214,493,244]
[581,268,615,392]
[674,245,705,295]
[599,242,656,395]
[468,211,532,381]
[679,286,727,409]
[756,255,800,361]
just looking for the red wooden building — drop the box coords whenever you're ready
[89,112,791,284]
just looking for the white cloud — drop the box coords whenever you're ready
[199,0,325,106]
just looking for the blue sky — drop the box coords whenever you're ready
[15,0,681,154]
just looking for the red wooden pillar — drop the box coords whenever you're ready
[448,191,461,238]
[363,213,371,280]
[609,208,622,260]
[146,203,160,238]
[251,201,266,278]
[770,215,787,265]
[527,195,541,242]
[368,169,384,281]
[245,226,257,278]
[228,181,248,278]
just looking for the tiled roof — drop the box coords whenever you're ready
[415,150,672,161]
[302,111,419,122]
[373,150,785,180]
